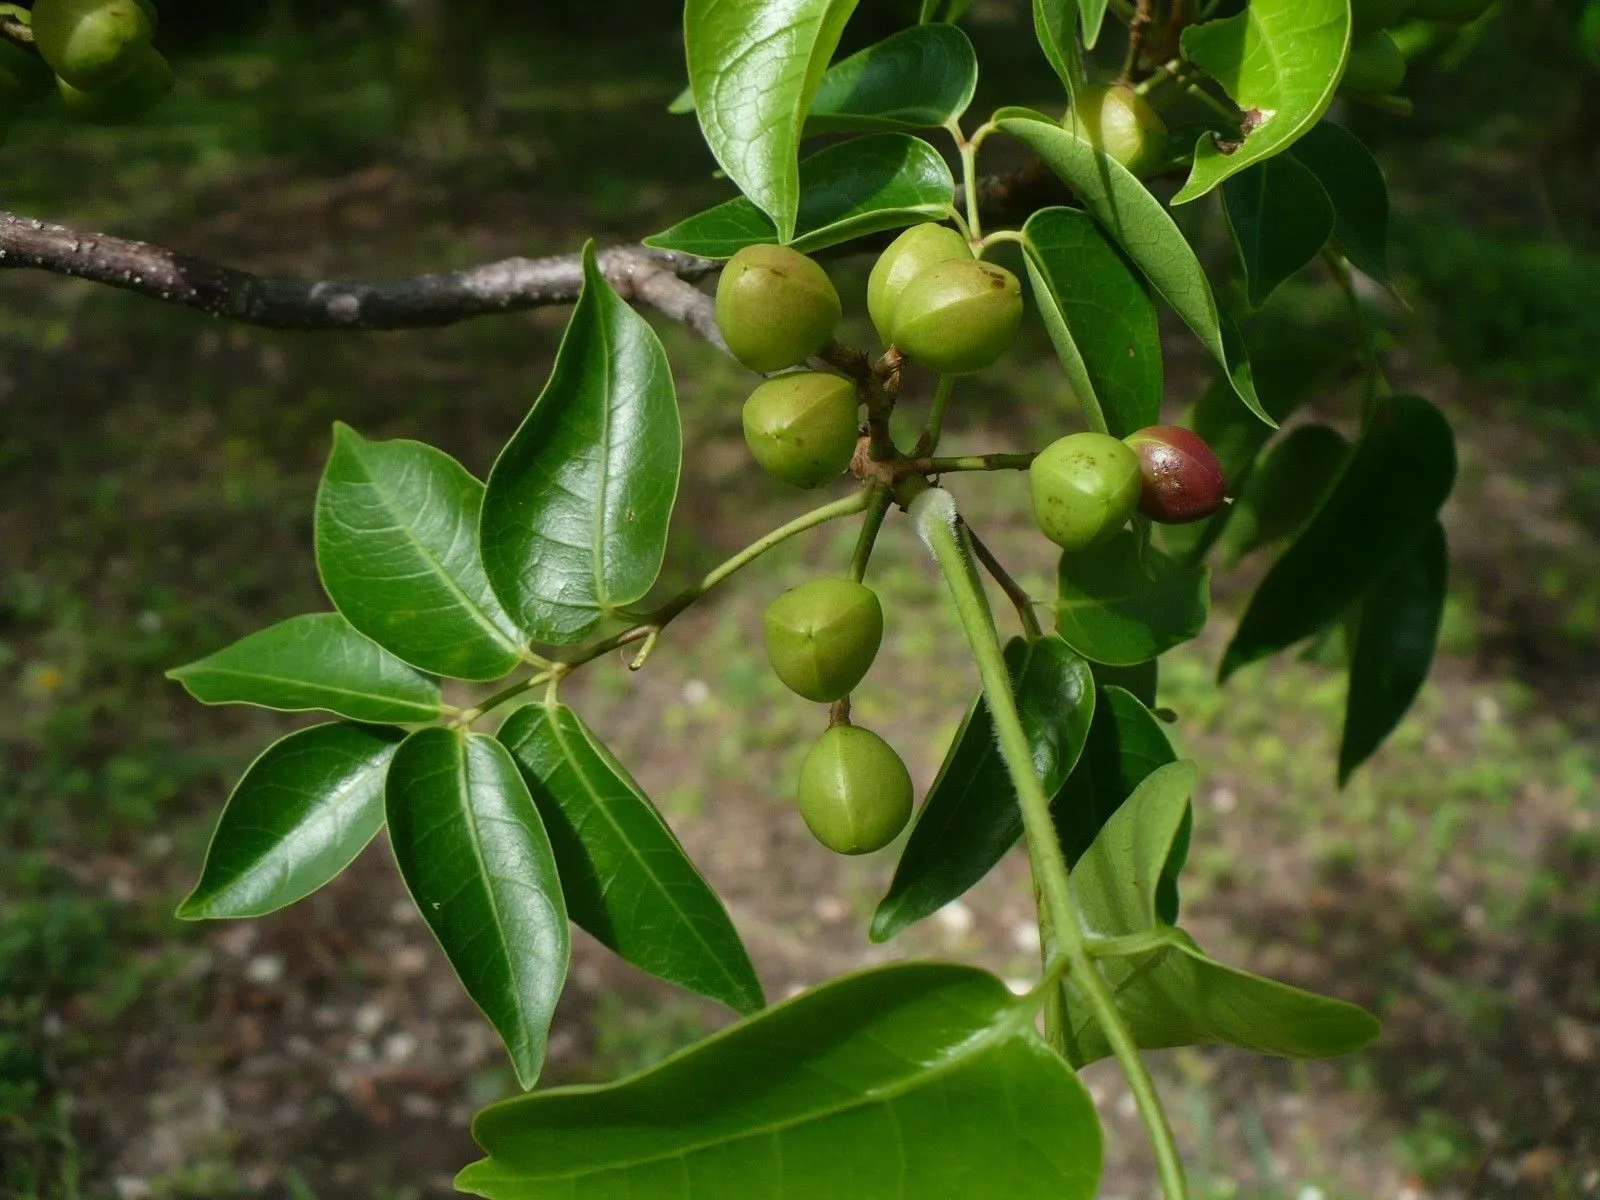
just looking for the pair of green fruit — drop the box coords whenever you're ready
[0,0,170,132]
[763,577,912,855]
[1029,425,1226,551]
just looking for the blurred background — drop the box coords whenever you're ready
[0,1,1596,1197]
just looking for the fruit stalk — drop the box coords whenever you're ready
[911,486,1189,1200]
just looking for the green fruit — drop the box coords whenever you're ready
[1351,0,1413,35]
[32,0,153,89]
[715,244,842,374]
[866,222,971,347]
[797,725,913,855]
[1029,432,1142,551]
[890,259,1022,375]
[133,0,158,34]
[743,373,860,490]
[1340,30,1407,97]
[1061,83,1169,177]
[1409,0,1494,22]
[57,45,170,124]
[763,578,883,703]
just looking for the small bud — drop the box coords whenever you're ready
[32,0,153,89]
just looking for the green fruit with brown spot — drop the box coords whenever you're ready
[763,578,883,703]
[1029,432,1142,551]
[867,222,972,347]
[1409,0,1494,22]
[797,725,913,855]
[743,372,859,490]
[1340,30,1407,97]
[57,45,170,123]
[890,259,1022,375]
[32,0,152,89]
[715,244,842,373]
[1062,83,1169,177]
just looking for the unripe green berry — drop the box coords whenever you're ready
[1062,84,1169,177]
[715,244,841,374]
[57,45,170,124]
[1123,425,1227,524]
[1351,0,1413,35]
[1029,432,1142,551]
[1408,0,1493,22]
[890,259,1023,375]
[763,578,883,703]
[32,0,153,89]
[867,222,972,347]
[743,373,860,490]
[1339,31,1407,97]
[797,725,913,855]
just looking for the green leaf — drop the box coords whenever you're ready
[1289,120,1391,284]
[387,729,570,1089]
[872,637,1094,942]
[1057,531,1210,667]
[1222,155,1336,310]
[178,723,402,920]
[667,84,695,115]
[1223,423,1350,563]
[1032,0,1082,97]
[1221,395,1457,680]
[1173,0,1352,205]
[1051,684,1175,871]
[458,963,1104,1200]
[1092,658,1158,707]
[806,24,977,134]
[998,116,1271,425]
[646,134,955,260]
[498,703,764,1016]
[1079,0,1109,48]
[1059,762,1380,1066]
[168,613,444,725]
[1340,520,1448,784]
[684,0,860,243]
[315,425,524,681]
[1023,208,1162,438]
[482,244,680,646]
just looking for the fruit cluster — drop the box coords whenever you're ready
[714,226,1227,858]
[0,0,169,140]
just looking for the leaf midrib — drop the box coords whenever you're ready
[177,665,440,719]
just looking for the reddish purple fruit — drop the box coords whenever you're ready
[1124,425,1227,524]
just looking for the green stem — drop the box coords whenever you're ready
[459,671,552,725]
[963,520,1043,639]
[850,485,895,583]
[1323,248,1388,423]
[947,118,984,242]
[563,489,872,670]
[911,487,1189,1200]
[977,229,1026,256]
[919,375,958,454]
[916,451,1036,474]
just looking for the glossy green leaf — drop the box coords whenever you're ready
[498,703,764,1016]
[178,723,402,920]
[645,134,955,260]
[1290,120,1392,284]
[872,636,1094,942]
[1173,0,1351,204]
[1340,520,1448,784]
[1051,684,1175,870]
[482,244,680,646]
[1223,423,1350,563]
[806,24,977,134]
[1057,531,1210,667]
[1059,762,1380,1066]
[685,0,860,243]
[1032,0,1082,97]
[168,613,444,724]
[1079,0,1109,48]
[1222,155,1336,310]
[998,116,1270,425]
[1221,395,1457,680]
[315,425,524,681]
[387,729,570,1089]
[458,963,1104,1200]
[667,84,695,114]
[1023,207,1162,438]
[1092,658,1158,708]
